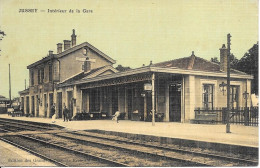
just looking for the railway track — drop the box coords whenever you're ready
[41,130,257,167]
[76,130,258,165]
[0,118,58,131]
[0,128,128,167]
[0,118,258,167]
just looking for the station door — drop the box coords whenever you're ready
[57,92,62,118]
[169,83,182,122]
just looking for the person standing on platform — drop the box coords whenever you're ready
[112,111,121,123]
[63,104,68,122]
[51,103,56,123]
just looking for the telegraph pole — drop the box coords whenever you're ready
[9,64,12,104]
[226,34,231,133]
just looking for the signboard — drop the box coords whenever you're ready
[76,57,96,62]
[144,83,152,91]
[76,57,86,62]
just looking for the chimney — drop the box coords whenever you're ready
[83,57,91,73]
[187,51,195,70]
[64,40,71,50]
[49,50,53,56]
[71,29,77,47]
[57,43,62,54]
[219,44,228,72]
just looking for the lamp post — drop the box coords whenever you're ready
[243,90,249,126]
[243,91,249,107]
[219,82,227,95]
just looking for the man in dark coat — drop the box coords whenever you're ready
[63,104,69,122]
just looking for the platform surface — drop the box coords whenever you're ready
[0,140,56,167]
[0,114,258,148]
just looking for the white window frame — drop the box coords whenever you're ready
[230,81,242,108]
[200,79,217,108]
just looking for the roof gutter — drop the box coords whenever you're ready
[57,66,253,88]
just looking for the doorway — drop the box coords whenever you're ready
[127,88,133,120]
[111,87,118,114]
[31,96,35,116]
[67,91,73,117]
[49,93,53,118]
[21,97,24,114]
[36,95,39,117]
[169,83,182,122]
[26,96,29,115]
[44,94,47,117]
[57,92,62,118]
[90,89,100,112]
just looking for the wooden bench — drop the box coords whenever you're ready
[89,111,108,119]
[146,113,165,122]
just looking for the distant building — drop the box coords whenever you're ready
[19,30,118,118]
[19,30,253,122]
[0,95,10,113]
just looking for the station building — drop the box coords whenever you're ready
[19,30,253,122]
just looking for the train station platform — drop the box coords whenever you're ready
[0,114,258,148]
[0,139,56,166]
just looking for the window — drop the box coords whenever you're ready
[30,70,34,86]
[230,85,239,109]
[41,68,44,83]
[38,68,44,84]
[38,69,40,84]
[49,64,53,82]
[202,84,214,109]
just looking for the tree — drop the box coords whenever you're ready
[236,43,258,94]
[229,54,239,69]
[115,65,131,72]
[210,43,258,94]
[210,54,238,69]
[0,29,6,56]
[211,57,220,64]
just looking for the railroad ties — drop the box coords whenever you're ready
[0,118,258,167]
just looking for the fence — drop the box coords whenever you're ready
[0,107,7,114]
[194,107,258,126]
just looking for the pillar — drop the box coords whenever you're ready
[184,75,195,121]
[152,73,155,126]
[124,86,128,119]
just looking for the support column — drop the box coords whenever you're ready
[144,94,147,121]
[181,76,185,123]
[165,80,169,122]
[124,86,128,119]
[152,73,155,126]
[184,75,195,121]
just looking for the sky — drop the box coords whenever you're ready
[0,0,258,98]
